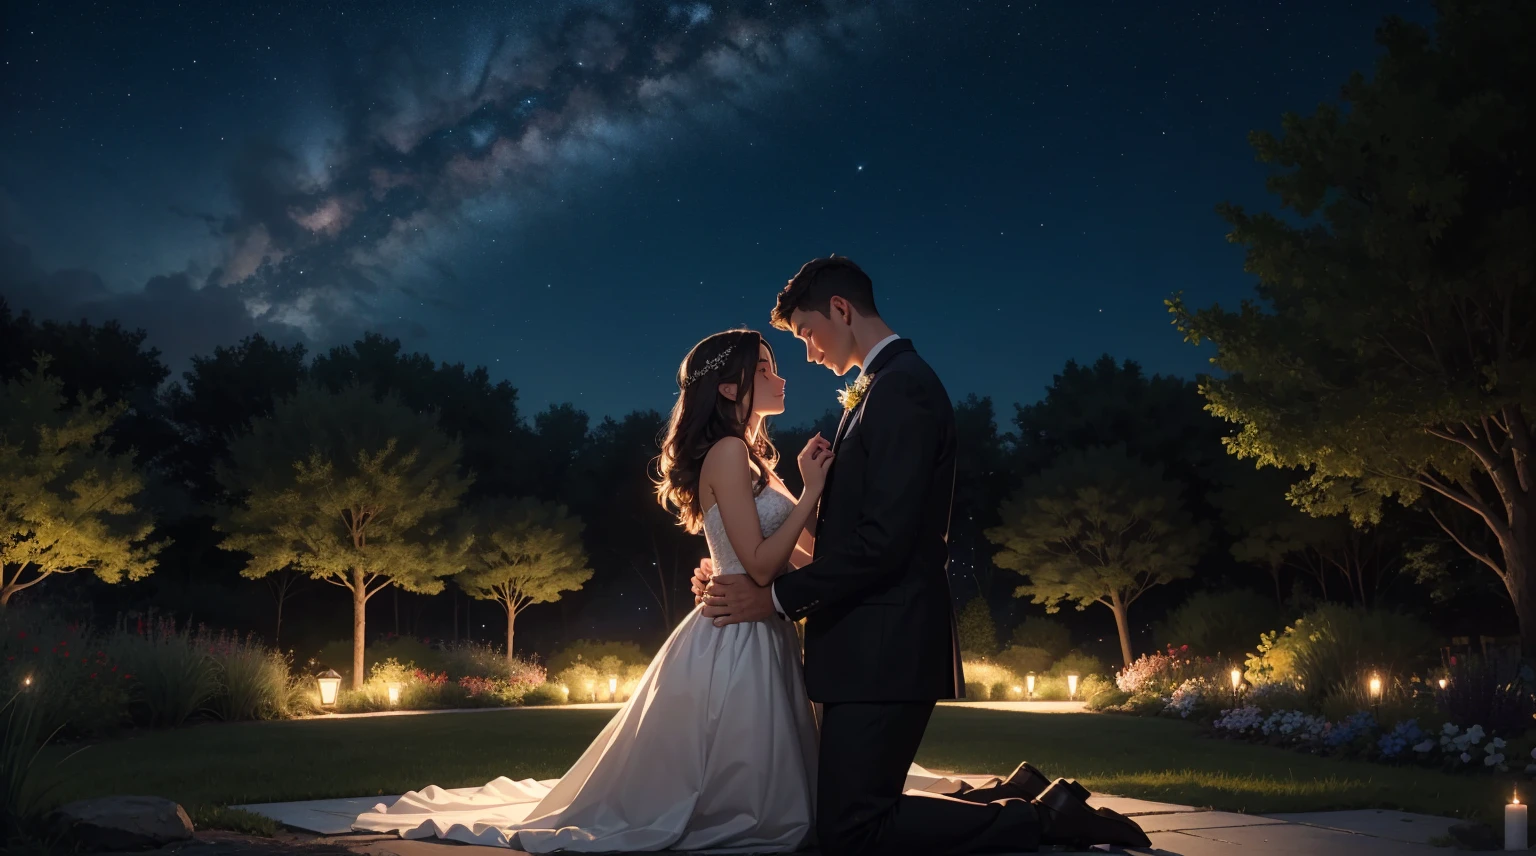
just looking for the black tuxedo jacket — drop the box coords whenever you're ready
[773,339,964,703]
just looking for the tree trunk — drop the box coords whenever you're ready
[505,603,517,670]
[0,584,15,608]
[352,568,367,690]
[1109,596,1134,668]
[274,587,285,647]
[1502,525,1535,660]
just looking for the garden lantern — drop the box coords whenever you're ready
[1438,678,1448,690]
[21,675,32,688]
[1369,674,1382,699]
[608,677,618,700]
[387,682,402,705]
[1067,674,1079,700]
[1230,668,1242,706]
[1026,674,1035,698]
[316,669,342,707]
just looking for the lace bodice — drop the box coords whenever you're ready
[702,487,795,577]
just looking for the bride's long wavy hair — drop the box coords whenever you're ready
[655,329,780,534]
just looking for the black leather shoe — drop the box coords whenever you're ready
[1035,779,1152,848]
[957,761,1058,802]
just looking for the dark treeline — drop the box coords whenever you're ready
[0,298,1506,669]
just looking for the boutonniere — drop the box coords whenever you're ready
[836,374,873,411]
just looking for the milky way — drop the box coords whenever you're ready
[203,2,877,339]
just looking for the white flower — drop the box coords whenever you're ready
[1491,737,1508,750]
[836,374,873,410]
[1487,753,1506,767]
[1461,752,1473,763]
[1443,723,1461,736]
[1466,724,1486,744]
[1412,739,1436,753]
[1525,763,1536,775]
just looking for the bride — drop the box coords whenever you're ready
[352,328,969,851]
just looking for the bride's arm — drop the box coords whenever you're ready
[789,529,816,569]
[702,438,827,587]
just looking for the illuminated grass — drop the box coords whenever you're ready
[35,707,1510,826]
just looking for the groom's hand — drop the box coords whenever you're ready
[690,557,715,605]
[701,574,775,626]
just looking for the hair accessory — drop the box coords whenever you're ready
[683,344,736,387]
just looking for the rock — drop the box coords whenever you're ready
[51,795,195,851]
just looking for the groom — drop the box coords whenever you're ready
[698,257,1149,854]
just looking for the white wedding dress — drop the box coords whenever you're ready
[352,486,966,852]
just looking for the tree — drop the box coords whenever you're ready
[1168,1,1536,651]
[0,362,160,606]
[0,299,173,469]
[950,395,1016,602]
[564,410,696,633]
[311,333,536,499]
[163,334,310,503]
[217,381,471,687]
[458,497,593,668]
[956,597,998,657]
[987,444,1209,667]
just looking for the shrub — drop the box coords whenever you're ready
[1049,651,1108,681]
[0,609,128,738]
[960,660,1015,689]
[990,681,1014,700]
[521,683,568,706]
[957,598,998,658]
[110,616,219,728]
[1166,677,1219,719]
[996,645,1054,677]
[1435,656,1536,736]
[1245,605,1435,705]
[1155,589,1278,659]
[1244,680,1306,713]
[546,640,650,675]
[1086,688,1130,711]
[554,663,604,703]
[964,681,990,701]
[1010,617,1072,660]
[203,631,292,721]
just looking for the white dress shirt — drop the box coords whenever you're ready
[770,332,900,617]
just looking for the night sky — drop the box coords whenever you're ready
[2,0,1430,421]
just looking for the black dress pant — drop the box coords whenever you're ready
[816,701,1041,855]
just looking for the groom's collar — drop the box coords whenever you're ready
[861,335,912,378]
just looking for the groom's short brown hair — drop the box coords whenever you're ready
[770,256,879,331]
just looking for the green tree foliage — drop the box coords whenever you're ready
[1168,1,1536,652]
[956,597,998,657]
[458,498,593,666]
[1153,589,1280,659]
[163,334,310,503]
[0,363,160,606]
[987,444,1209,667]
[1009,616,1073,660]
[216,382,471,687]
[950,395,1017,600]
[563,411,696,630]
[311,333,536,499]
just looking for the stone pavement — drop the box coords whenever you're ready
[236,779,1470,854]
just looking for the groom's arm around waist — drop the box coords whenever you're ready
[772,368,943,620]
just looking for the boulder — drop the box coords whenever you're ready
[51,795,195,851]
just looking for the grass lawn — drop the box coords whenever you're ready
[39,707,1516,825]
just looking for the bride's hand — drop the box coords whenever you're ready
[690,558,714,605]
[797,433,834,496]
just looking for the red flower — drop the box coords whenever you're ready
[89,673,97,679]
[31,646,38,653]
[15,631,25,639]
